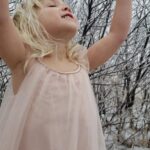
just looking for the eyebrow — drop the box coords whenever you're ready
[45,0,55,5]
[45,0,65,6]
[51,0,64,4]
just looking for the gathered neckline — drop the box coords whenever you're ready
[35,57,81,74]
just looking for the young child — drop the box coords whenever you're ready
[0,0,132,150]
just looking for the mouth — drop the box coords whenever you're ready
[61,13,74,19]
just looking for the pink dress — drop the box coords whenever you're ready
[0,49,106,150]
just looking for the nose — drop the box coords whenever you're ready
[62,5,72,13]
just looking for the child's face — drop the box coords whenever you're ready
[37,0,79,42]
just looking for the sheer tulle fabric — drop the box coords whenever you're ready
[0,48,106,150]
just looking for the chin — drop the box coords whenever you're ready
[46,24,78,41]
[58,26,78,39]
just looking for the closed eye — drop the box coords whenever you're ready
[49,5,57,7]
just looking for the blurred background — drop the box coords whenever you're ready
[0,0,150,149]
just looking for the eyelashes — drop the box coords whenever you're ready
[49,5,57,7]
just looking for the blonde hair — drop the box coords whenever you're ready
[12,0,86,73]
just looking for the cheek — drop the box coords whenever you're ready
[38,9,59,25]
[39,14,59,30]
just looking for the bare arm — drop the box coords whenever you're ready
[87,0,132,71]
[0,0,9,21]
[109,0,132,38]
[0,0,26,72]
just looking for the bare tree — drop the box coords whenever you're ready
[0,0,150,149]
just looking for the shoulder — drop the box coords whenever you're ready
[75,44,90,73]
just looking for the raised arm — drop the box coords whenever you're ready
[0,0,26,72]
[0,0,9,21]
[87,0,132,71]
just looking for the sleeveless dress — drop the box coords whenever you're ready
[0,48,106,150]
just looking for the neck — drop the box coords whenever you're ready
[50,42,69,61]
